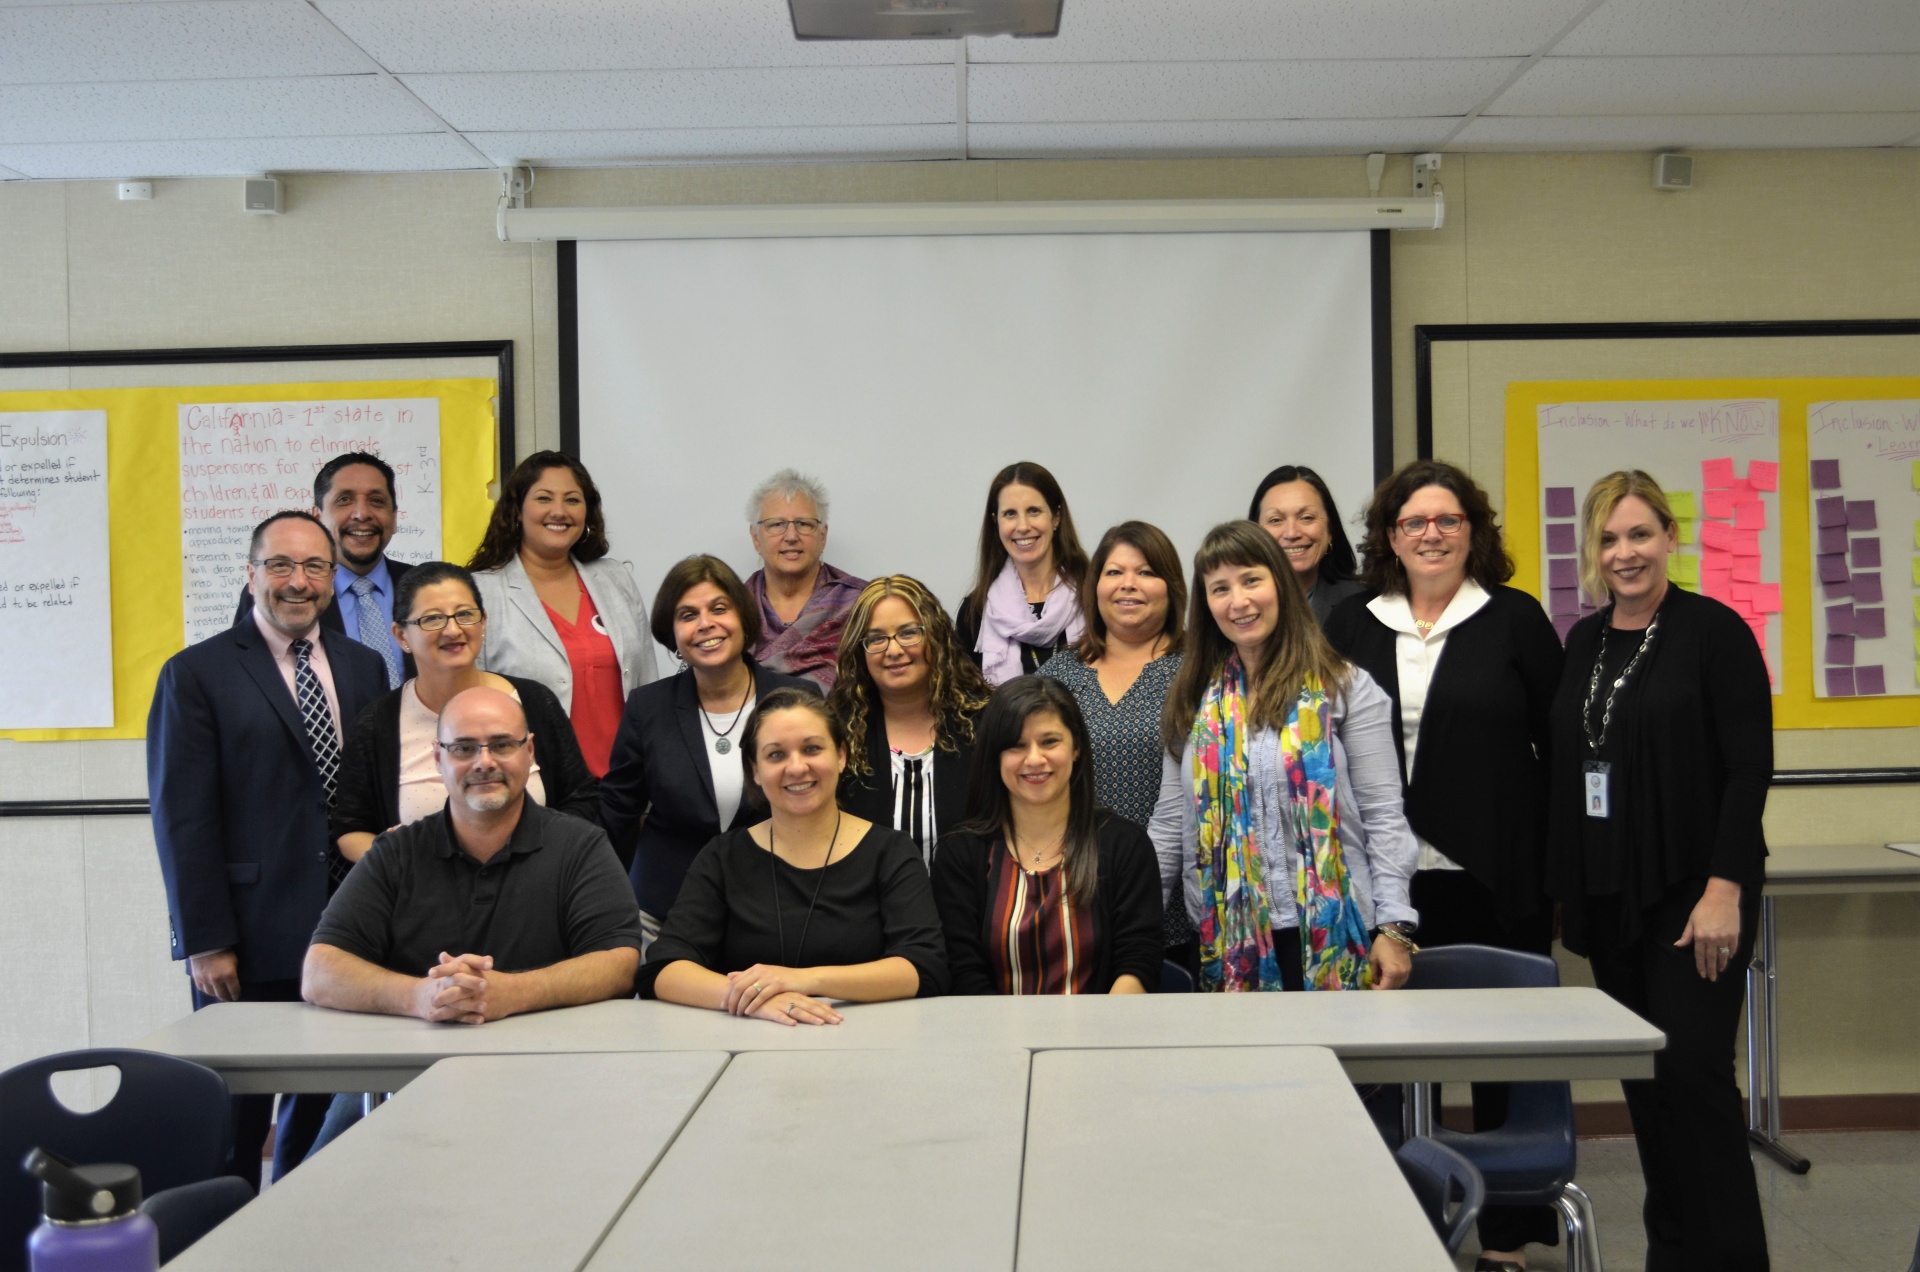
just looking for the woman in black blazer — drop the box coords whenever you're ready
[829,575,990,865]
[331,562,600,862]
[600,555,816,942]
[931,676,1162,995]
[1324,460,1564,1267]
[1547,472,1770,1271]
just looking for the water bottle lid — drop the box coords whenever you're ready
[23,1149,143,1223]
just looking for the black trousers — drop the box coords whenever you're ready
[191,977,329,1187]
[1584,887,1770,1272]
[1410,869,1561,1252]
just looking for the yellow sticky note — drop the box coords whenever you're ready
[1914,628,1920,657]
[1912,460,1920,491]
[1668,491,1697,520]
[1913,557,1920,587]
[1669,555,1700,585]
[1914,596,1920,624]
[1677,518,1696,545]
[1913,519,1920,549]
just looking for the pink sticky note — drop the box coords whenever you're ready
[1752,583,1781,613]
[1700,522,1736,551]
[1852,573,1883,604]
[1730,582,1754,604]
[1856,665,1886,696]
[1704,490,1737,520]
[1702,575,1734,603]
[1730,556,1762,583]
[1730,528,1761,556]
[1748,460,1779,492]
[1855,607,1887,639]
[1702,458,1736,489]
[1734,500,1766,531]
[1702,563,1733,591]
[1747,620,1768,652]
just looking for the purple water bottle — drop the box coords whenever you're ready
[21,1149,158,1272]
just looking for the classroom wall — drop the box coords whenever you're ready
[3,150,1916,1102]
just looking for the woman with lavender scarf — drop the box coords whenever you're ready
[954,462,1091,686]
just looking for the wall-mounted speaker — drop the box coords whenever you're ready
[1653,153,1694,191]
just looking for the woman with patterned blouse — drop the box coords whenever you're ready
[1038,521,1190,969]
[931,676,1163,995]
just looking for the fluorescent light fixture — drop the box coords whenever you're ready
[790,0,1061,39]
[497,195,1445,243]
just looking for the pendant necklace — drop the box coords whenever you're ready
[703,672,753,755]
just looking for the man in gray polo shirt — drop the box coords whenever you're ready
[303,686,641,1023]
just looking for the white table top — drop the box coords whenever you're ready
[1019,1046,1451,1271]
[168,1050,729,1272]
[1764,843,1920,895]
[587,1049,1031,1272]
[134,988,1663,1094]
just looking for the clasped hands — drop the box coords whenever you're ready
[722,963,843,1027]
[412,951,523,1025]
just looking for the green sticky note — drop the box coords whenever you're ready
[1913,460,1920,491]
[1669,555,1700,585]
[1914,557,1920,587]
[1914,596,1920,624]
[1668,491,1697,520]
[1913,519,1920,550]
[1914,628,1920,657]
[1677,518,1695,545]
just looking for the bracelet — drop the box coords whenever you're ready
[1376,924,1420,954]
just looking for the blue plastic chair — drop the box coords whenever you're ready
[1159,960,1195,993]
[1394,1135,1485,1254]
[1403,945,1606,1272]
[0,1048,254,1271]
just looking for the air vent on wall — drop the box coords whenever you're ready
[789,0,1061,39]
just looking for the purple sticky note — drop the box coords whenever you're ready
[1825,603,1855,635]
[1552,614,1577,642]
[1853,573,1884,604]
[1810,458,1842,489]
[1826,634,1856,665]
[1819,524,1850,555]
[1855,607,1886,639]
[1549,587,1580,616]
[1548,558,1578,588]
[1817,553,1850,584]
[1852,537,1882,568]
[1546,523,1576,554]
[1821,574,1854,599]
[1856,665,1886,696]
[1816,496,1848,528]
[1545,487,1576,518]
[1847,500,1878,530]
[1826,667,1856,697]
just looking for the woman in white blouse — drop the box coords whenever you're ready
[1148,521,1418,993]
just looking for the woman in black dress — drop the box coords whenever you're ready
[640,687,949,1023]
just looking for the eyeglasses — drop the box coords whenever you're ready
[860,625,925,653]
[252,557,333,579]
[1394,515,1468,537]
[436,735,528,761]
[756,517,823,538]
[399,608,484,632]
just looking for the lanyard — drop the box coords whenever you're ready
[1582,617,1659,753]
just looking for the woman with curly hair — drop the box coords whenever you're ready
[467,451,659,775]
[830,575,991,865]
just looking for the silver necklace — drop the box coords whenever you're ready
[1582,616,1659,752]
[702,674,753,754]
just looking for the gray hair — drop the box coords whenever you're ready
[745,467,830,526]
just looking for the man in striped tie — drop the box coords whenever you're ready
[150,510,387,1186]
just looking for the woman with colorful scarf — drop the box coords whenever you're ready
[954,462,1091,685]
[1147,521,1419,992]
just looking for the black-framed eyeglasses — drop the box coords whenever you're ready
[436,735,528,761]
[252,557,333,579]
[1394,514,1468,537]
[399,608,484,632]
[756,517,823,538]
[860,625,925,653]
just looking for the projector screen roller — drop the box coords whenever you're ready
[574,231,1384,628]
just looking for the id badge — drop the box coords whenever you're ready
[1584,761,1611,819]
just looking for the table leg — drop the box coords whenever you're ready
[1745,895,1810,1174]
[1409,1082,1434,1138]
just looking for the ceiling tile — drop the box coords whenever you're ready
[969,60,1519,123]
[468,125,958,165]
[1491,54,1920,116]
[970,118,1454,158]
[0,132,483,179]
[317,0,945,71]
[0,76,435,144]
[1453,112,1920,149]
[965,0,1591,61]
[0,2,364,86]
[402,66,955,131]
[1557,0,1920,55]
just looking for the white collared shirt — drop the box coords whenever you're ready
[1365,580,1492,872]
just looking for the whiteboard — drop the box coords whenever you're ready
[576,232,1379,615]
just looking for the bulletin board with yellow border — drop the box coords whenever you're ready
[0,376,498,742]
[1506,376,1920,730]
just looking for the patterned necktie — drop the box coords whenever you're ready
[351,574,404,690]
[291,638,349,884]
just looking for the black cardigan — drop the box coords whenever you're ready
[599,662,819,919]
[330,674,600,844]
[953,594,1071,681]
[1545,587,1772,955]
[931,811,1164,995]
[835,705,980,848]
[1324,585,1564,923]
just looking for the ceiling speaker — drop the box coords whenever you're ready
[789,0,1061,39]
[1653,153,1694,191]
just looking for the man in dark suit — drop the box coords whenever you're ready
[151,510,387,1185]
[232,451,415,687]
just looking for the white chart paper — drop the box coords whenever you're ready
[0,410,114,727]
[179,399,441,646]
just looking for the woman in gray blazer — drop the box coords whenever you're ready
[468,451,660,775]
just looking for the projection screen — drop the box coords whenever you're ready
[573,231,1386,620]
